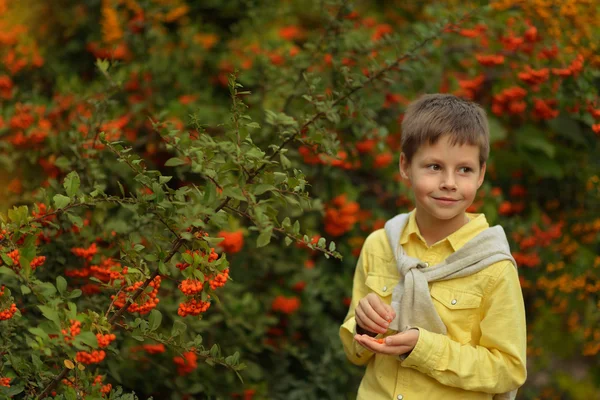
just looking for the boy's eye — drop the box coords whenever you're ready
[427,164,441,171]
[459,167,473,173]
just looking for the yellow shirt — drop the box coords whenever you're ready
[340,211,527,400]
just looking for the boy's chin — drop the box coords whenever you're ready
[420,206,467,221]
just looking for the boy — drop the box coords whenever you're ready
[340,94,527,400]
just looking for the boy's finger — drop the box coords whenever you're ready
[355,307,386,334]
[367,295,394,324]
[363,298,391,332]
[384,304,396,321]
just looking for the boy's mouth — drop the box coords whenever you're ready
[433,197,459,201]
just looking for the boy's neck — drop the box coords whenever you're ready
[414,209,470,247]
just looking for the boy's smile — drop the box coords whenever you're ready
[400,135,486,244]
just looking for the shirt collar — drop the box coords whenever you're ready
[399,210,489,251]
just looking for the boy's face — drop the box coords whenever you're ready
[399,135,485,223]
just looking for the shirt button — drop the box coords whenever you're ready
[397,395,404,400]
[382,286,387,292]
[423,262,429,267]
[451,299,457,305]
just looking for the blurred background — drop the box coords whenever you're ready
[0,0,599,399]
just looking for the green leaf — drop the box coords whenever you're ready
[53,194,71,210]
[223,186,247,202]
[28,327,47,338]
[64,171,81,197]
[1,254,14,266]
[547,114,588,146]
[204,236,225,246]
[158,261,168,275]
[524,152,564,179]
[8,205,28,225]
[171,320,187,337]
[488,116,507,144]
[182,252,193,264]
[74,331,99,349]
[67,213,83,228]
[256,226,273,248]
[284,237,293,246]
[210,344,220,357]
[38,305,61,328]
[57,276,67,295]
[117,181,126,197]
[254,184,276,195]
[67,289,82,299]
[165,157,187,167]
[148,309,162,331]
[159,175,172,184]
[515,125,555,158]
[20,285,31,295]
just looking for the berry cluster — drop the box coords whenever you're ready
[6,249,46,271]
[92,375,112,396]
[173,350,198,376]
[90,258,128,284]
[30,203,56,225]
[176,248,218,271]
[76,349,106,364]
[0,286,17,321]
[61,319,81,343]
[179,279,204,296]
[111,276,161,315]
[96,333,116,348]
[0,377,10,387]
[177,297,211,317]
[71,242,98,261]
[208,268,229,290]
[0,229,7,241]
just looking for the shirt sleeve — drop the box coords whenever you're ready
[339,242,377,366]
[401,261,527,393]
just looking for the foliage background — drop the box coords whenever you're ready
[1,0,599,399]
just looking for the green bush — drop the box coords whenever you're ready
[0,1,599,399]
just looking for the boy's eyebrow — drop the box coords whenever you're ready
[422,157,478,166]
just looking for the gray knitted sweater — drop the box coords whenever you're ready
[384,213,518,400]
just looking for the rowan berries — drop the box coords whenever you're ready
[75,349,106,364]
[143,343,166,354]
[179,279,204,296]
[177,297,211,317]
[92,375,112,395]
[208,268,229,290]
[173,350,198,376]
[111,276,161,315]
[0,377,10,387]
[71,243,98,261]
[4,249,46,271]
[0,286,18,320]
[61,320,81,343]
[96,333,116,348]
[90,258,127,283]
[176,248,218,270]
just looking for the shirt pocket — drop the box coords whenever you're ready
[365,274,397,305]
[430,284,482,344]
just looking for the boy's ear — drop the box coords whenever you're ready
[477,162,486,188]
[399,152,410,180]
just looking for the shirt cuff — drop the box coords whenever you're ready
[400,327,442,373]
[341,317,377,359]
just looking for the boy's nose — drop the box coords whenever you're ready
[440,174,457,190]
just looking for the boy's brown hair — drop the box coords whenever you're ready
[400,93,490,167]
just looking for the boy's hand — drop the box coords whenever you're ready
[354,329,419,356]
[355,293,396,335]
